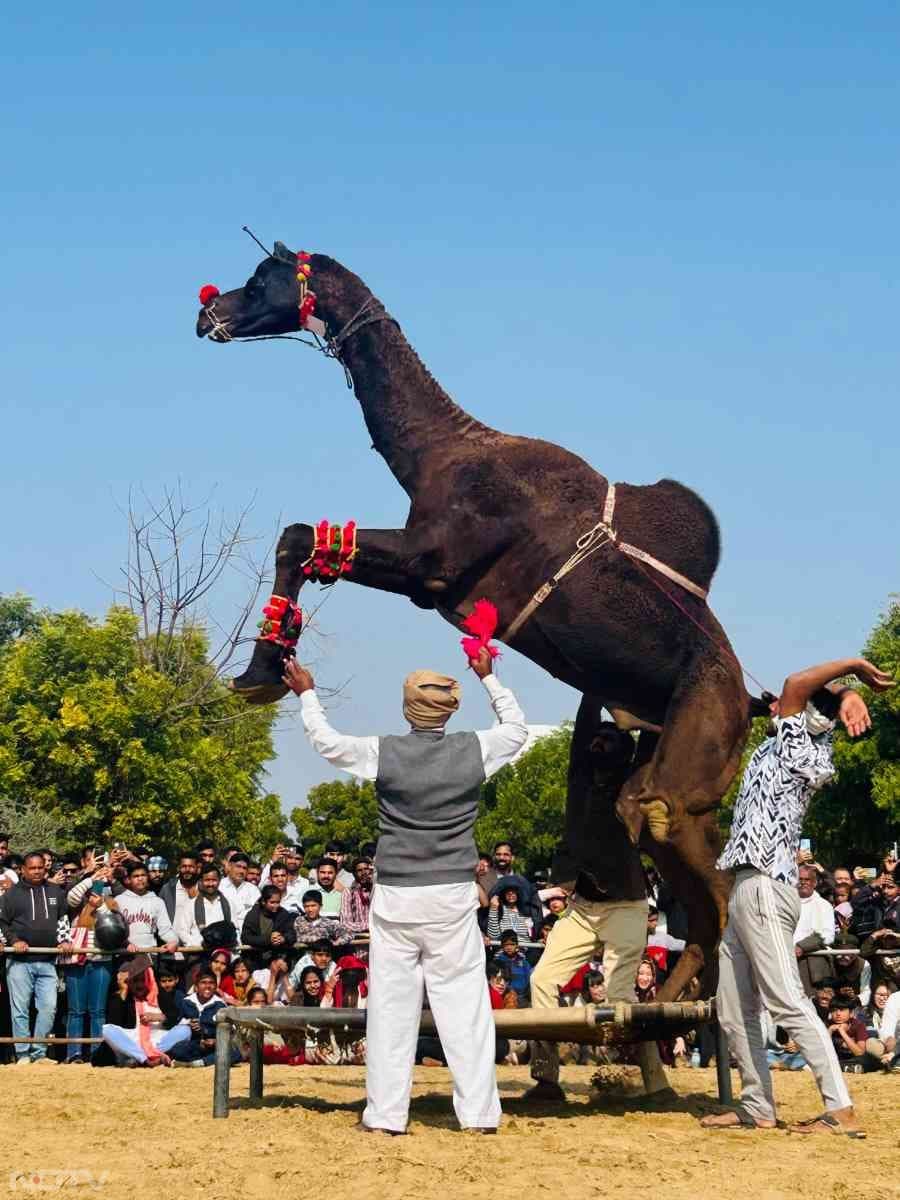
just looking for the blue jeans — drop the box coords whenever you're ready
[7,960,59,1061]
[64,962,113,1060]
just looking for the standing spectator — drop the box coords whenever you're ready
[267,861,305,915]
[245,862,263,888]
[146,856,168,894]
[60,870,116,1062]
[494,930,533,1003]
[176,864,232,948]
[219,853,260,935]
[340,858,374,936]
[159,853,201,936]
[0,852,73,1064]
[487,884,533,941]
[195,841,218,868]
[241,885,296,966]
[262,843,306,891]
[304,858,345,916]
[116,862,178,952]
[794,863,836,996]
[309,842,354,888]
[293,891,352,948]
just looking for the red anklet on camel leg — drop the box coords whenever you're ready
[302,519,358,581]
[257,595,304,654]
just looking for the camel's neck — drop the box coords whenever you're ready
[311,256,493,495]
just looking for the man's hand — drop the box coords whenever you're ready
[468,647,495,680]
[271,931,285,945]
[489,895,500,909]
[282,660,315,696]
[838,691,873,738]
[162,941,177,954]
[785,1039,799,1054]
[854,660,895,692]
[12,940,28,953]
[56,942,74,954]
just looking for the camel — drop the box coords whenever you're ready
[196,242,758,999]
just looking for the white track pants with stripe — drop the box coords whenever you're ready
[717,868,851,1121]
[363,896,500,1132]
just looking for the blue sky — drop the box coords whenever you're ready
[2,2,898,825]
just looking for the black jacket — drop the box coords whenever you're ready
[241,902,296,964]
[0,881,70,962]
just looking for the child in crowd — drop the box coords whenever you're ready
[494,931,533,1003]
[170,970,239,1068]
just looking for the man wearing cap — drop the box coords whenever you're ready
[283,648,528,1134]
[701,656,893,1137]
[146,856,168,894]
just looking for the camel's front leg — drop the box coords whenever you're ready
[231,523,424,704]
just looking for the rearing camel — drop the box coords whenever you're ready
[196,242,757,999]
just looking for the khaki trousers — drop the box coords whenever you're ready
[530,896,669,1093]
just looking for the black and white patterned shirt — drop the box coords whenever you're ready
[718,713,835,886]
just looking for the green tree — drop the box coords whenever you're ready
[291,778,379,861]
[474,726,572,874]
[0,593,41,653]
[0,606,285,857]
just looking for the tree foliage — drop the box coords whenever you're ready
[0,600,285,857]
[291,778,379,861]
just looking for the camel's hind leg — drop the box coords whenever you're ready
[617,644,749,1000]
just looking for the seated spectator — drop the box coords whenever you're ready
[293,891,352,949]
[645,903,685,981]
[157,963,185,1028]
[207,947,233,995]
[251,950,292,1006]
[493,930,533,1003]
[560,955,605,1000]
[635,957,658,1002]
[574,969,606,1007]
[812,977,836,1024]
[487,883,533,941]
[302,857,344,916]
[115,861,178,953]
[241,885,297,968]
[339,858,374,936]
[765,1012,807,1072]
[826,995,883,1072]
[526,918,556,967]
[170,969,239,1067]
[287,941,338,999]
[241,986,307,1065]
[859,981,895,1042]
[487,961,511,1009]
[99,956,189,1067]
[332,955,368,1008]
[219,957,255,1005]
[832,932,871,1005]
[488,870,541,930]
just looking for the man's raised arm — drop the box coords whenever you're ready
[283,659,379,781]
[469,648,528,779]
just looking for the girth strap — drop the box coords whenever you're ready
[502,483,708,643]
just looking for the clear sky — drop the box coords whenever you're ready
[3,2,898,826]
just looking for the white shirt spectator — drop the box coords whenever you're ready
[251,967,291,1005]
[219,878,260,934]
[116,889,177,949]
[881,989,900,1045]
[794,890,836,947]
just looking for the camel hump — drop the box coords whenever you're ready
[614,478,721,586]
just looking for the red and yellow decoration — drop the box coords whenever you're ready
[461,598,501,662]
[303,520,358,580]
[295,251,318,330]
[258,594,304,649]
[198,284,220,306]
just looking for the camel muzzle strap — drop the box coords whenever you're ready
[502,483,708,643]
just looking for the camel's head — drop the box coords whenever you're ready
[196,242,323,343]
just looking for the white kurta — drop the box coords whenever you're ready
[299,672,528,1131]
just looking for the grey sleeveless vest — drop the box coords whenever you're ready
[375,729,485,886]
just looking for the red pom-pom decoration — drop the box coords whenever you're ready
[199,284,220,306]
[461,598,501,661]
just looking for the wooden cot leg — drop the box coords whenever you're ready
[213,1018,232,1119]
[249,1030,264,1103]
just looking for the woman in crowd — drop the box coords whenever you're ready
[219,957,254,1005]
[61,870,116,1063]
[632,957,685,1066]
[251,949,291,1005]
[574,970,607,1007]
[487,883,533,941]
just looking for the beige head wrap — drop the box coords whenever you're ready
[402,670,461,729]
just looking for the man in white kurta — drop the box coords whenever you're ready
[282,650,527,1133]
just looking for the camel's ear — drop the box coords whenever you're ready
[272,240,295,263]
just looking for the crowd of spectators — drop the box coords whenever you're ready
[0,831,897,1077]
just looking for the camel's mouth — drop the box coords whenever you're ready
[196,306,232,342]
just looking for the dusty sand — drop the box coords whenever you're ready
[6,1063,897,1200]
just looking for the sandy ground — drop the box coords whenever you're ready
[5,1063,897,1199]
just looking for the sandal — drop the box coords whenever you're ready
[700,1109,775,1131]
[789,1113,866,1139]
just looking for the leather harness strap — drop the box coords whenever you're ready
[502,482,709,643]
